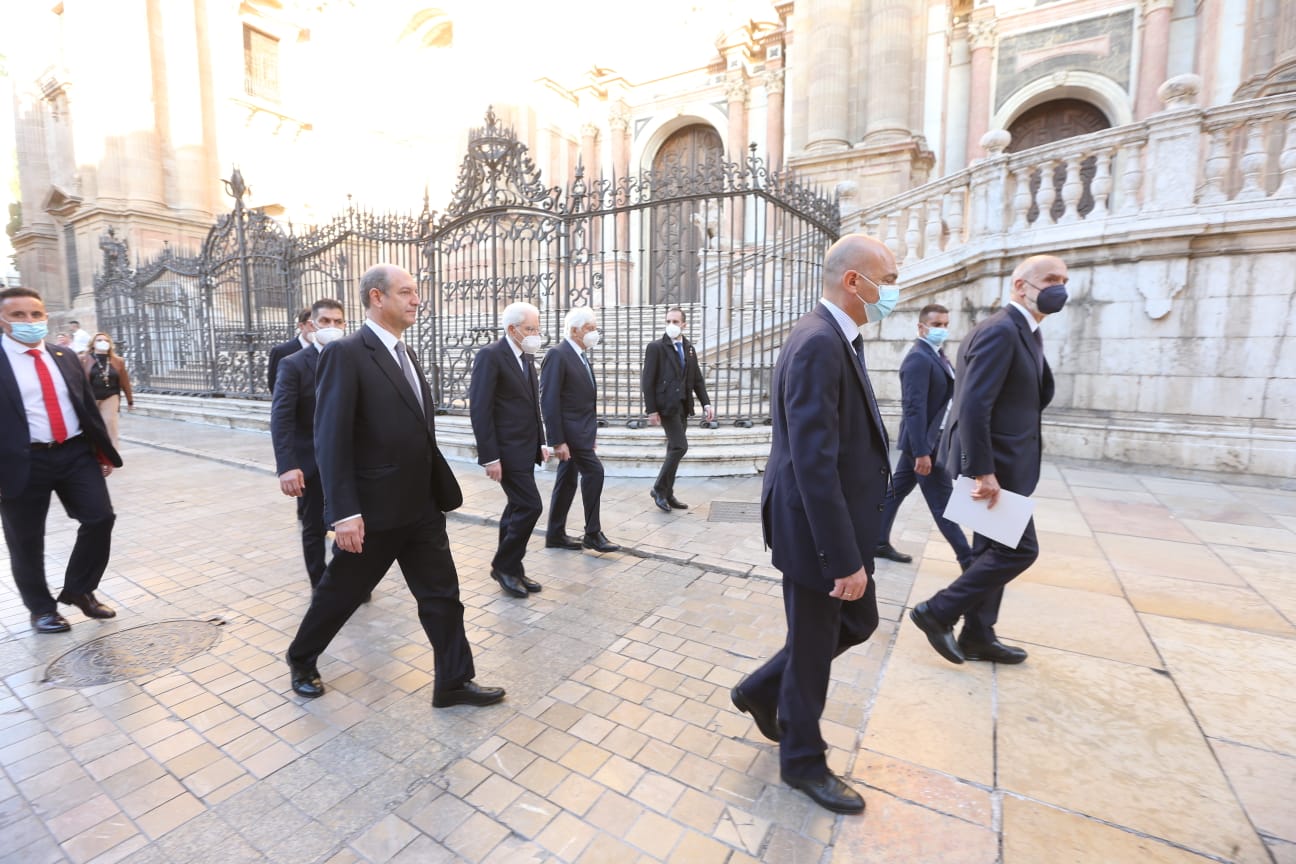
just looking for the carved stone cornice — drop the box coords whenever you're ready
[968,19,997,50]
[763,68,785,96]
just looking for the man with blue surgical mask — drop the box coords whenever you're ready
[874,304,974,570]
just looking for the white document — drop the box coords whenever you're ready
[943,475,1035,548]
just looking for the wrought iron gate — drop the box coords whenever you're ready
[95,109,839,424]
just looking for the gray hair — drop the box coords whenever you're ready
[502,301,539,328]
[359,265,393,309]
[563,306,596,335]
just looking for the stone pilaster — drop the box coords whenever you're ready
[1135,0,1175,119]
[965,16,997,160]
[764,68,786,171]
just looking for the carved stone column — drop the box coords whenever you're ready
[608,104,631,257]
[580,122,600,182]
[764,68,786,171]
[805,0,851,152]
[1135,0,1175,119]
[965,17,997,161]
[864,0,916,144]
[725,75,750,160]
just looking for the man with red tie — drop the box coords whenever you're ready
[0,288,122,633]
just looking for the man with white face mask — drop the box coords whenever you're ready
[642,307,714,513]
[271,298,346,590]
[468,301,549,598]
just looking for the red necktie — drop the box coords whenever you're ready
[27,349,68,442]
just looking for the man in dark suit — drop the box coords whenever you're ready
[731,234,896,815]
[285,264,504,709]
[271,298,346,589]
[469,301,548,598]
[910,255,1068,666]
[267,308,313,393]
[541,307,619,554]
[642,306,714,512]
[0,287,122,633]
[874,304,973,569]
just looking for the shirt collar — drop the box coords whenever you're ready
[1007,301,1040,332]
[819,298,859,344]
[565,336,585,355]
[298,334,312,350]
[2,333,46,356]
[504,336,524,360]
[364,318,402,352]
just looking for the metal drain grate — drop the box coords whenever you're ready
[44,619,224,687]
[708,500,763,523]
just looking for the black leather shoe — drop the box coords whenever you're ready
[432,680,506,708]
[31,612,71,634]
[874,543,913,564]
[666,496,688,510]
[783,771,865,814]
[909,602,965,664]
[650,490,671,513]
[545,534,582,550]
[519,574,542,593]
[287,655,324,699]
[491,568,528,598]
[958,636,1028,664]
[582,532,620,553]
[731,685,780,742]
[57,591,116,619]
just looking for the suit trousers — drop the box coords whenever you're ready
[925,517,1039,642]
[494,467,542,576]
[546,447,603,537]
[652,410,688,496]
[741,574,879,781]
[877,452,974,567]
[0,441,115,616]
[287,507,475,693]
[296,478,327,588]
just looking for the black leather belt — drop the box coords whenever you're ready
[30,435,83,450]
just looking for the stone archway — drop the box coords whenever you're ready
[648,124,724,304]
[1007,99,1111,221]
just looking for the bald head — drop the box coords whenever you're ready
[823,234,897,326]
[1009,254,1069,321]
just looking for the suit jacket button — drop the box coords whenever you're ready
[879,467,887,475]
[877,504,885,512]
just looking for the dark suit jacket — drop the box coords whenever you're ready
[897,339,955,459]
[267,337,304,393]
[642,335,710,418]
[313,324,462,530]
[540,340,598,450]
[468,337,544,470]
[270,346,320,478]
[939,306,1054,497]
[761,304,891,589]
[0,340,122,498]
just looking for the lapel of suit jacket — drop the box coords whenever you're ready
[815,304,889,457]
[567,340,595,395]
[363,325,424,423]
[48,346,90,423]
[1007,307,1045,392]
[502,338,535,401]
[662,335,682,383]
[0,348,22,419]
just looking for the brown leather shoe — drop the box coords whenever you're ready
[57,591,116,619]
[31,612,71,633]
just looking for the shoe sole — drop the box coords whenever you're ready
[432,693,506,708]
[908,609,965,664]
[959,648,1028,665]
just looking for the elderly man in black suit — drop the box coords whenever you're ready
[267,308,313,393]
[271,298,346,589]
[0,287,122,633]
[731,234,897,815]
[642,306,714,512]
[285,264,504,709]
[469,301,548,598]
[874,303,974,569]
[540,307,619,553]
[910,255,1068,666]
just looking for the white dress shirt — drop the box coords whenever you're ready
[3,333,84,443]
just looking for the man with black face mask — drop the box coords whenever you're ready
[909,255,1068,666]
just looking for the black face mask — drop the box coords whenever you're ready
[1036,284,1068,314]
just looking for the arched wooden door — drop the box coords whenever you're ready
[1007,99,1110,221]
[648,124,724,305]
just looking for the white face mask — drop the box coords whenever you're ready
[581,330,601,349]
[313,326,344,346]
[664,323,682,340]
[93,340,111,352]
[520,333,542,354]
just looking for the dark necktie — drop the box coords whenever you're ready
[1032,329,1045,377]
[580,351,595,386]
[939,349,954,375]
[676,341,685,372]
[851,334,867,368]
[394,341,425,415]
[27,349,68,442]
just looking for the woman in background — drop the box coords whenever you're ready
[82,333,133,446]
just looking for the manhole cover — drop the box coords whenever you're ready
[44,619,223,687]
[708,500,762,523]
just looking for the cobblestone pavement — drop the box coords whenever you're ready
[0,415,1292,864]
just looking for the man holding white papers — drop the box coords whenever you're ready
[909,255,1068,665]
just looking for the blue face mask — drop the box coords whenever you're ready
[4,319,48,344]
[922,327,949,347]
[865,286,900,323]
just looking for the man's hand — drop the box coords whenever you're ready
[485,462,503,482]
[541,446,550,462]
[554,443,571,461]
[101,464,113,478]
[334,516,365,554]
[972,473,1001,509]
[703,405,716,422]
[829,566,870,602]
[914,455,932,476]
[279,469,305,497]
[648,412,661,426]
